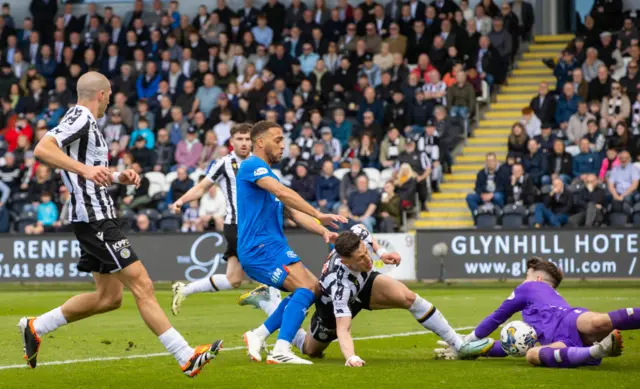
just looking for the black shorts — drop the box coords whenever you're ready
[310,271,380,343]
[72,219,140,274]
[223,224,238,262]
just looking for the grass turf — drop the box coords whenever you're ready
[0,285,639,389]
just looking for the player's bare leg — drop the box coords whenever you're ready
[18,273,123,368]
[301,335,331,358]
[527,331,623,368]
[577,309,640,344]
[368,274,465,352]
[116,261,222,377]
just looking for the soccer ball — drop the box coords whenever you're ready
[500,321,538,357]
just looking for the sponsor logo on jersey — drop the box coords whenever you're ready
[95,231,104,241]
[112,239,130,251]
[286,250,298,259]
[271,267,284,284]
[254,167,268,176]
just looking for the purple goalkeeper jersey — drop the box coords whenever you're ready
[475,281,582,346]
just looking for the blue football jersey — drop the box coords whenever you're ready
[236,156,287,256]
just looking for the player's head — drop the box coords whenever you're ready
[230,123,252,158]
[334,230,372,272]
[250,120,284,165]
[525,256,564,288]
[76,71,112,118]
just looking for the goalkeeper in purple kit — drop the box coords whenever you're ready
[437,257,640,368]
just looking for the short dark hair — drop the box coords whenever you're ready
[231,123,252,138]
[527,256,563,288]
[334,231,362,258]
[250,120,280,141]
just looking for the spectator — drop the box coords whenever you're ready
[555,82,581,131]
[193,73,223,118]
[119,163,150,211]
[0,179,9,232]
[394,162,418,210]
[166,166,194,206]
[472,35,503,88]
[569,173,607,227]
[600,80,630,131]
[529,82,556,126]
[520,107,541,138]
[357,133,379,168]
[447,69,475,124]
[181,200,200,233]
[175,127,204,170]
[135,213,155,232]
[572,67,589,101]
[308,141,332,175]
[319,127,342,164]
[488,17,512,68]
[573,138,601,181]
[588,64,611,103]
[377,180,401,232]
[290,162,316,203]
[198,184,226,232]
[600,147,621,182]
[408,90,431,128]
[347,175,379,232]
[213,109,235,146]
[607,150,640,209]
[130,136,156,172]
[548,139,573,186]
[585,118,607,155]
[533,177,572,227]
[522,139,549,186]
[340,158,366,204]
[507,122,529,161]
[26,163,55,206]
[0,152,21,192]
[582,48,603,83]
[466,152,507,217]
[153,129,175,173]
[27,191,57,233]
[566,101,595,154]
[621,60,640,103]
[315,160,341,213]
[553,50,577,92]
[136,62,161,101]
[129,118,155,150]
[380,127,405,169]
[534,124,556,154]
[396,138,431,211]
[503,162,535,208]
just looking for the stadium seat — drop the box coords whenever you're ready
[333,168,349,181]
[380,168,394,185]
[118,209,137,231]
[540,185,552,196]
[568,183,582,193]
[526,204,538,227]
[10,192,29,213]
[15,211,37,233]
[189,169,205,183]
[145,172,166,198]
[632,203,640,227]
[164,171,178,191]
[157,211,182,232]
[475,80,490,128]
[475,206,498,229]
[501,204,527,228]
[139,208,162,224]
[608,202,632,227]
[363,168,381,189]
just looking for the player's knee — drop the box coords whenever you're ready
[104,293,123,312]
[526,348,541,366]
[227,274,243,288]
[591,314,613,333]
[404,292,417,309]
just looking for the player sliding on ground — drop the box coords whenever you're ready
[168,123,281,316]
[435,257,639,368]
[238,121,347,365]
[20,72,221,378]
[239,225,493,367]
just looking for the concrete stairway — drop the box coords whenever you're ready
[413,34,575,229]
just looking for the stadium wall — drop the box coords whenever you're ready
[0,231,416,282]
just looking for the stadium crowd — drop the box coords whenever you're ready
[0,0,536,234]
[467,0,640,228]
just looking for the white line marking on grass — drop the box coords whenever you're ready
[0,326,475,370]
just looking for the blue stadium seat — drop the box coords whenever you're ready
[157,211,182,232]
[501,204,526,228]
[139,208,162,224]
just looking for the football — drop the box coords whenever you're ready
[500,321,538,357]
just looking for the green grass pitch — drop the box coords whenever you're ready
[1,284,639,389]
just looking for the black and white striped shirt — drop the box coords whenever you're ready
[47,105,117,223]
[205,151,248,225]
[318,225,376,318]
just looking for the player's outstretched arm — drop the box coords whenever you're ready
[170,178,214,213]
[336,316,365,367]
[256,176,347,228]
[35,136,112,187]
[468,285,529,341]
[285,206,338,243]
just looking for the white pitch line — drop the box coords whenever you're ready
[0,326,475,371]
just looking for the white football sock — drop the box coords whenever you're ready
[33,307,68,336]
[259,288,282,316]
[292,329,307,354]
[183,275,233,296]
[410,295,463,351]
[253,324,271,341]
[158,327,194,366]
[273,339,291,354]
